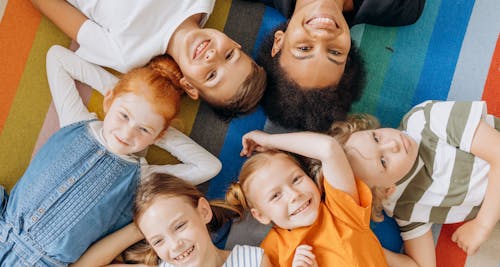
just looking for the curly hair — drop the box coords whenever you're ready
[257,22,366,132]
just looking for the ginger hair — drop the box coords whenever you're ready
[106,54,183,136]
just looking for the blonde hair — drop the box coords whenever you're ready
[211,61,267,119]
[307,114,386,221]
[123,173,242,265]
[225,151,302,215]
[107,54,183,136]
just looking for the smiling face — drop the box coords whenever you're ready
[273,0,351,88]
[138,196,214,267]
[344,128,419,188]
[102,92,165,155]
[245,153,321,230]
[174,28,253,105]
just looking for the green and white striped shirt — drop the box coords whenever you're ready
[383,101,498,240]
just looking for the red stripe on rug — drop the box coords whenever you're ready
[482,34,500,117]
[0,1,41,132]
[436,222,467,267]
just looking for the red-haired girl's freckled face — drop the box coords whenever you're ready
[102,93,165,155]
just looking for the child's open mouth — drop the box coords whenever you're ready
[193,40,210,60]
[290,199,311,216]
[173,245,195,262]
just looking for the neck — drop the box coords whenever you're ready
[166,13,203,57]
[204,245,229,267]
[294,0,353,12]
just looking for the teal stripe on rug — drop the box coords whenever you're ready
[374,0,441,127]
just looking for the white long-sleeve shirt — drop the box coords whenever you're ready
[45,45,221,185]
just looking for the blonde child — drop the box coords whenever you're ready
[72,173,273,267]
[0,45,221,266]
[31,0,266,117]
[324,100,500,267]
[224,130,389,266]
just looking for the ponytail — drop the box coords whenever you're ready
[223,182,251,218]
[147,54,183,89]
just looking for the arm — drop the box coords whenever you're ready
[241,130,358,203]
[383,248,419,267]
[46,45,119,126]
[144,127,222,185]
[403,230,436,267]
[452,120,500,255]
[71,223,145,267]
[31,0,87,41]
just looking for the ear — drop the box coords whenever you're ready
[385,185,397,197]
[180,77,199,100]
[250,208,271,225]
[102,90,115,113]
[271,30,285,57]
[197,197,213,224]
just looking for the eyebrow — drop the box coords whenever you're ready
[292,53,343,65]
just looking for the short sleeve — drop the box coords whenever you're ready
[76,20,129,73]
[324,178,372,229]
[395,218,433,241]
[404,101,487,153]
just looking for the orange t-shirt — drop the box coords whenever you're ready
[260,179,387,267]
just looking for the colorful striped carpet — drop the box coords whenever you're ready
[1,0,499,266]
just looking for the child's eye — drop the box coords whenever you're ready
[270,192,281,201]
[292,176,302,184]
[175,222,187,231]
[139,127,149,134]
[372,132,379,143]
[120,112,129,120]
[151,238,163,247]
[380,156,387,169]
[297,46,311,52]
[225,49,235,60]
[328,49,341,55]
[207,70,217,81]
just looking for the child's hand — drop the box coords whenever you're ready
[292,244,318,267]
[240,130,272,157]
[451,218,493,255]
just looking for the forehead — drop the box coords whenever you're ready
[139,196,194,227]
[246,155,301,191]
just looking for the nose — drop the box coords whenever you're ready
[287,187,303,203]
[121,124,134,141]
[204,48,216,61]
[380,139,400,153]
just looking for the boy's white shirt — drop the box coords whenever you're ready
[45,45,221,185]
[67,0,215,73]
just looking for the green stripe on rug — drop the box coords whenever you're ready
[0,18,69,191]
[351,26,398,115]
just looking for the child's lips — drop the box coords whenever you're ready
[173,245,195,262]
[290,199,311,216]
[193,40,209,60]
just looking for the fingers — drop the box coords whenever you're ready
[292,245,316,267]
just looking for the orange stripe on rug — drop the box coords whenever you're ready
[482,34,500,117]
[0,0,41,132]
[436,222,467,267]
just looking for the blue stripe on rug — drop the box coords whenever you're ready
[448,0,500,101]
[375,0,442,127]
[413,0,475,104]
[252,6,286,59]
[206,106,266,200]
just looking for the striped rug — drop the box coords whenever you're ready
[1,0,499,266]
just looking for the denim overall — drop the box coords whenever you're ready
[0,120,140,266]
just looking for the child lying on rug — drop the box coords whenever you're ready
[320,100,500,267]
[72,173,273,267]
[0,45,220,266]
[224,130,408,266]
[31,0,266,118]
